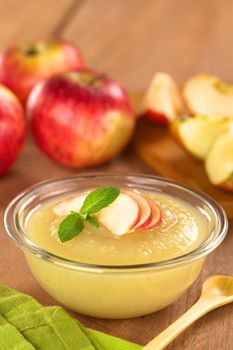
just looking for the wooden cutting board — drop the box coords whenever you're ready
[132,95,233,218]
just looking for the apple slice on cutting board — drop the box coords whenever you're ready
[205,122,233,191]
[141,72,184,124]
[183,74,233,117]
[171,115,228,160]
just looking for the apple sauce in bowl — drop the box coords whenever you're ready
[4,175,228,318]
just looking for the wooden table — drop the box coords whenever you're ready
[0,1,233,349]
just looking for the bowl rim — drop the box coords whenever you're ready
[4,174,228,273]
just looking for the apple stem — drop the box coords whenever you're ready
[89,73,106,86]
[24,47,38,56]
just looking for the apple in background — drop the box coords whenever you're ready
[0,38,85,104]
[0,85,25,176]
[141,72,184,124]
[27,69,135,168]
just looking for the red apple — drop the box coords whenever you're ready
[27,69,135,168]
[0,39,84,104]
[0,85,25,175]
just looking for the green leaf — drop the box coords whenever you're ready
[86,215,99,228]
[58,212,84,242]
[80,186,120,215]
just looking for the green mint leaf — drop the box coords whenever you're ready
[86,215,99,228]
[58,212,84,242]
[80,186,120,215]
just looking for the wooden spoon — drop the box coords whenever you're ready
[143,275,233,350]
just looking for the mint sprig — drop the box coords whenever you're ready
[58,186,120,242]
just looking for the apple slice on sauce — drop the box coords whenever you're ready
[53,190,162,236]
[124,190,162,231]
[124,190,152,230]
[97,193,140,236]
[54,192,140,236]
[53,194,87,216]
[147,200,162,229]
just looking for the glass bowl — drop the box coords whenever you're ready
[4,174,228,319]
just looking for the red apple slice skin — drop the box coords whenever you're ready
[146,200,162,229]
[142,108,170,125]
[124,190,152,230]
[134,198,152,230]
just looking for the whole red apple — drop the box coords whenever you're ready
[0,39,84,104]
[27,69,135,168]
[0,85,25,175]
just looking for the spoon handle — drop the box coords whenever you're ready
[143,298,211,350]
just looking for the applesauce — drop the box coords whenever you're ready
[5,175,228,318]
[25,192,207,265]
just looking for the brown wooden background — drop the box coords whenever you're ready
[0,1,232,349]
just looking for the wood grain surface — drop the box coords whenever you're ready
[0,1,232,349]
